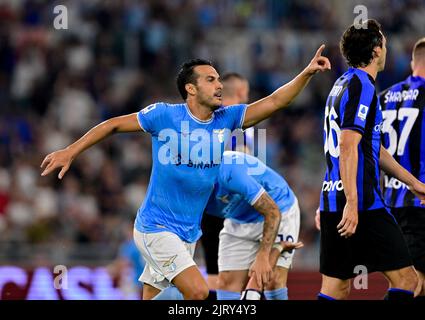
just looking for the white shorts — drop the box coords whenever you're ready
[133,229,196,290]
[218,199,300,271]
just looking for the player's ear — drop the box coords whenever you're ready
[372,47,381,59]
[185,83,196,97]
[410,59,415,73]
[373,46,382,59]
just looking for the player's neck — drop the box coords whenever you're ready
[222,97,239,106]
[357,64,378,80]
[412,67,425,78]
[186,100,214,121]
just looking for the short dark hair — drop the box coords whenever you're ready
[413,37,425,62]
[176,59,213,100]
[221,72,247,98]
[221,72,246,82]
[340,19,384,68]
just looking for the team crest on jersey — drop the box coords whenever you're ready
[357,104,369,121]
[213,129,226,143]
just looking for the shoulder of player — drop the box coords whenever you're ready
[379,79,409,97]
[346,73,377,97]
[378,86,391,99]
[351,73,375,87]
[222,150,247,164]
[220,151,248,179]
[155,102,187,110]
[214,104,246,114]
[144,102,186,117]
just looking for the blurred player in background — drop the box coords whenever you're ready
[107,222,146,299]
[380,37,425,300]
[223,73,256,155]
[205,151,302,300]
[200,72,250,299]
[41,50,330,300]
[319,20,425,301]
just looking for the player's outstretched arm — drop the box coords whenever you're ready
[249,192,282,288]
[40,113,142,179]
[242,45,331,129]
[380,145,425,205]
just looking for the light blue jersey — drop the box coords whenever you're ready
[134,102,247,242]
[205,151,295,223]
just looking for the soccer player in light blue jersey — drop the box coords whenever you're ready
[206,151,303,300]
[41,49,331,300]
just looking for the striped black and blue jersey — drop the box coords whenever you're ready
[380,75,425,208]
[320,68,385,212]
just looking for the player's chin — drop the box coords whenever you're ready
[210,99,222,109]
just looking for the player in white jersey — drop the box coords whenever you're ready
[206,151,303,300]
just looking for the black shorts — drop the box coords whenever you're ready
[200,214,224,275]
[320,208,413,280]
[392,206,425,273]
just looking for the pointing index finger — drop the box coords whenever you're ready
[315,44,326,57]
[40,155,51,169]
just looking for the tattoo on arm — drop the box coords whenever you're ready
[252,192,281,252]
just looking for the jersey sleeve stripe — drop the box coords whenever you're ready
[136,112,147,132]
[249,188,266,206]
[342,76,362,127]
[239,104,248,129]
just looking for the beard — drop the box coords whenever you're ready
[210,102,222,110]
[197,94,222,109]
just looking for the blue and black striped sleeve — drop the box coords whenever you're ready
[341,75,375,135]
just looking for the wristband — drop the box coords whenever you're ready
[272,243,284,253]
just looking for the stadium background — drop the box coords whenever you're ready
[0,0,424,300]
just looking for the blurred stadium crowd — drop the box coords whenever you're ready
[0,0,424,268]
